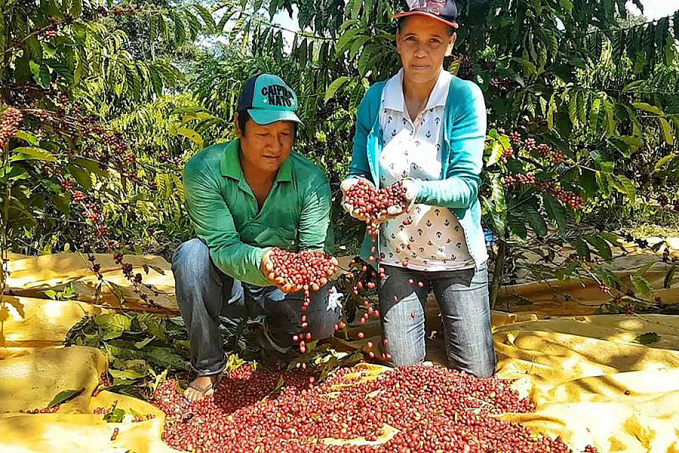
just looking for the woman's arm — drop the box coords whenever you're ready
[413,81,486,209]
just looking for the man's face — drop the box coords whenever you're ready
[236,114,295,174]
[396,15,456,85]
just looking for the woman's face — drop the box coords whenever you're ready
[396,15,456,85]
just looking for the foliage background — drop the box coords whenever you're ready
[1,0,679,313]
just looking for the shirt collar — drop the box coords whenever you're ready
[382,68,452,113]
[220,139,293,183]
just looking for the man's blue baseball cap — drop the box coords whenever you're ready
[237,74,302,126]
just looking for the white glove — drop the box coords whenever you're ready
[340,177,374,221]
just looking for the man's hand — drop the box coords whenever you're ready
[261,249,339,294]
[340,178,374,221]
[261,249,301,293]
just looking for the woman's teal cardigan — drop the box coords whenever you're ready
[348,75,489,270]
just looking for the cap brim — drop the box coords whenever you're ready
[248,109,303,126]
[393,11,459,29]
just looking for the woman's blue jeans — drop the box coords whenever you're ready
[379,262,497,378]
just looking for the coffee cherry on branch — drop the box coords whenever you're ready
[503,174,585,210]
[72,190,85,203]
[0,107,24,148]
[509,131,522,145]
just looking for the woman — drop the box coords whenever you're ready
[340,0,496,377]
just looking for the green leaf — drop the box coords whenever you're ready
[659,118,674,145]
[193,4,216,31]
[68,164,92,190]
[599,232,627,250]
[620,136,643,150]
[655,154,677,171]
[29,61,51,88]
[71,0,82,16]
[590,97,601,132]
[109,369,146,380]
[600,161,615,173]
[176,127,203,148]
[521,204,548,237]
[171,174,185,202]
[134,336,154,349]
[95,314,131,340]
[507,214,527,239]
[147,347,189,370]
[556,261,581,280]
[568,93,579,127]
[579,169,598,197]
[47,388,85,408]
[146,320,167,341]
[614,175,636,204]
[95,314,131,330]
[604,99,616,136]
[630,275,654,297]
[577,91,588,124]
[633,332,660,345]
[11,147,56,162]
[336,29,360,53]
[572,238,591,261]
[632,102,664,115]
[486,140,504,167]
[635,261,655,277]
[324,76,349,102]
[596,171,612,196]
[105,407,126,423]
[559,0,573,13]
[586,235,613,260]
[73,158,108,177]
[45,59,74,83]
[15,131,39,145]
[543,195,566,235]
[170,10,187,44]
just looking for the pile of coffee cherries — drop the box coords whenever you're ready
[152,364,597,453]
[345,180,408,235]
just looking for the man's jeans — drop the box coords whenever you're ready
[379,262,497,378]
[172,239,342,376]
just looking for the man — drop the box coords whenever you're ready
[173,74,341,401]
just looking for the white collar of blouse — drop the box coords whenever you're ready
[382,68,453,113]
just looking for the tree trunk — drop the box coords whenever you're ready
[489,240,506,309]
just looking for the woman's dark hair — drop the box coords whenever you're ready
[396,16,455,36]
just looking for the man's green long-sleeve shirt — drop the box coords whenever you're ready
[183,139,333,287]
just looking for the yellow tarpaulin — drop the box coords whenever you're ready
[1,251,678,452]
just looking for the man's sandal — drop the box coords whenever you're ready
[184,369,225,401]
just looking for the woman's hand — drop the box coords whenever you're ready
[377,179,418,221]
[340,178,373,221]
